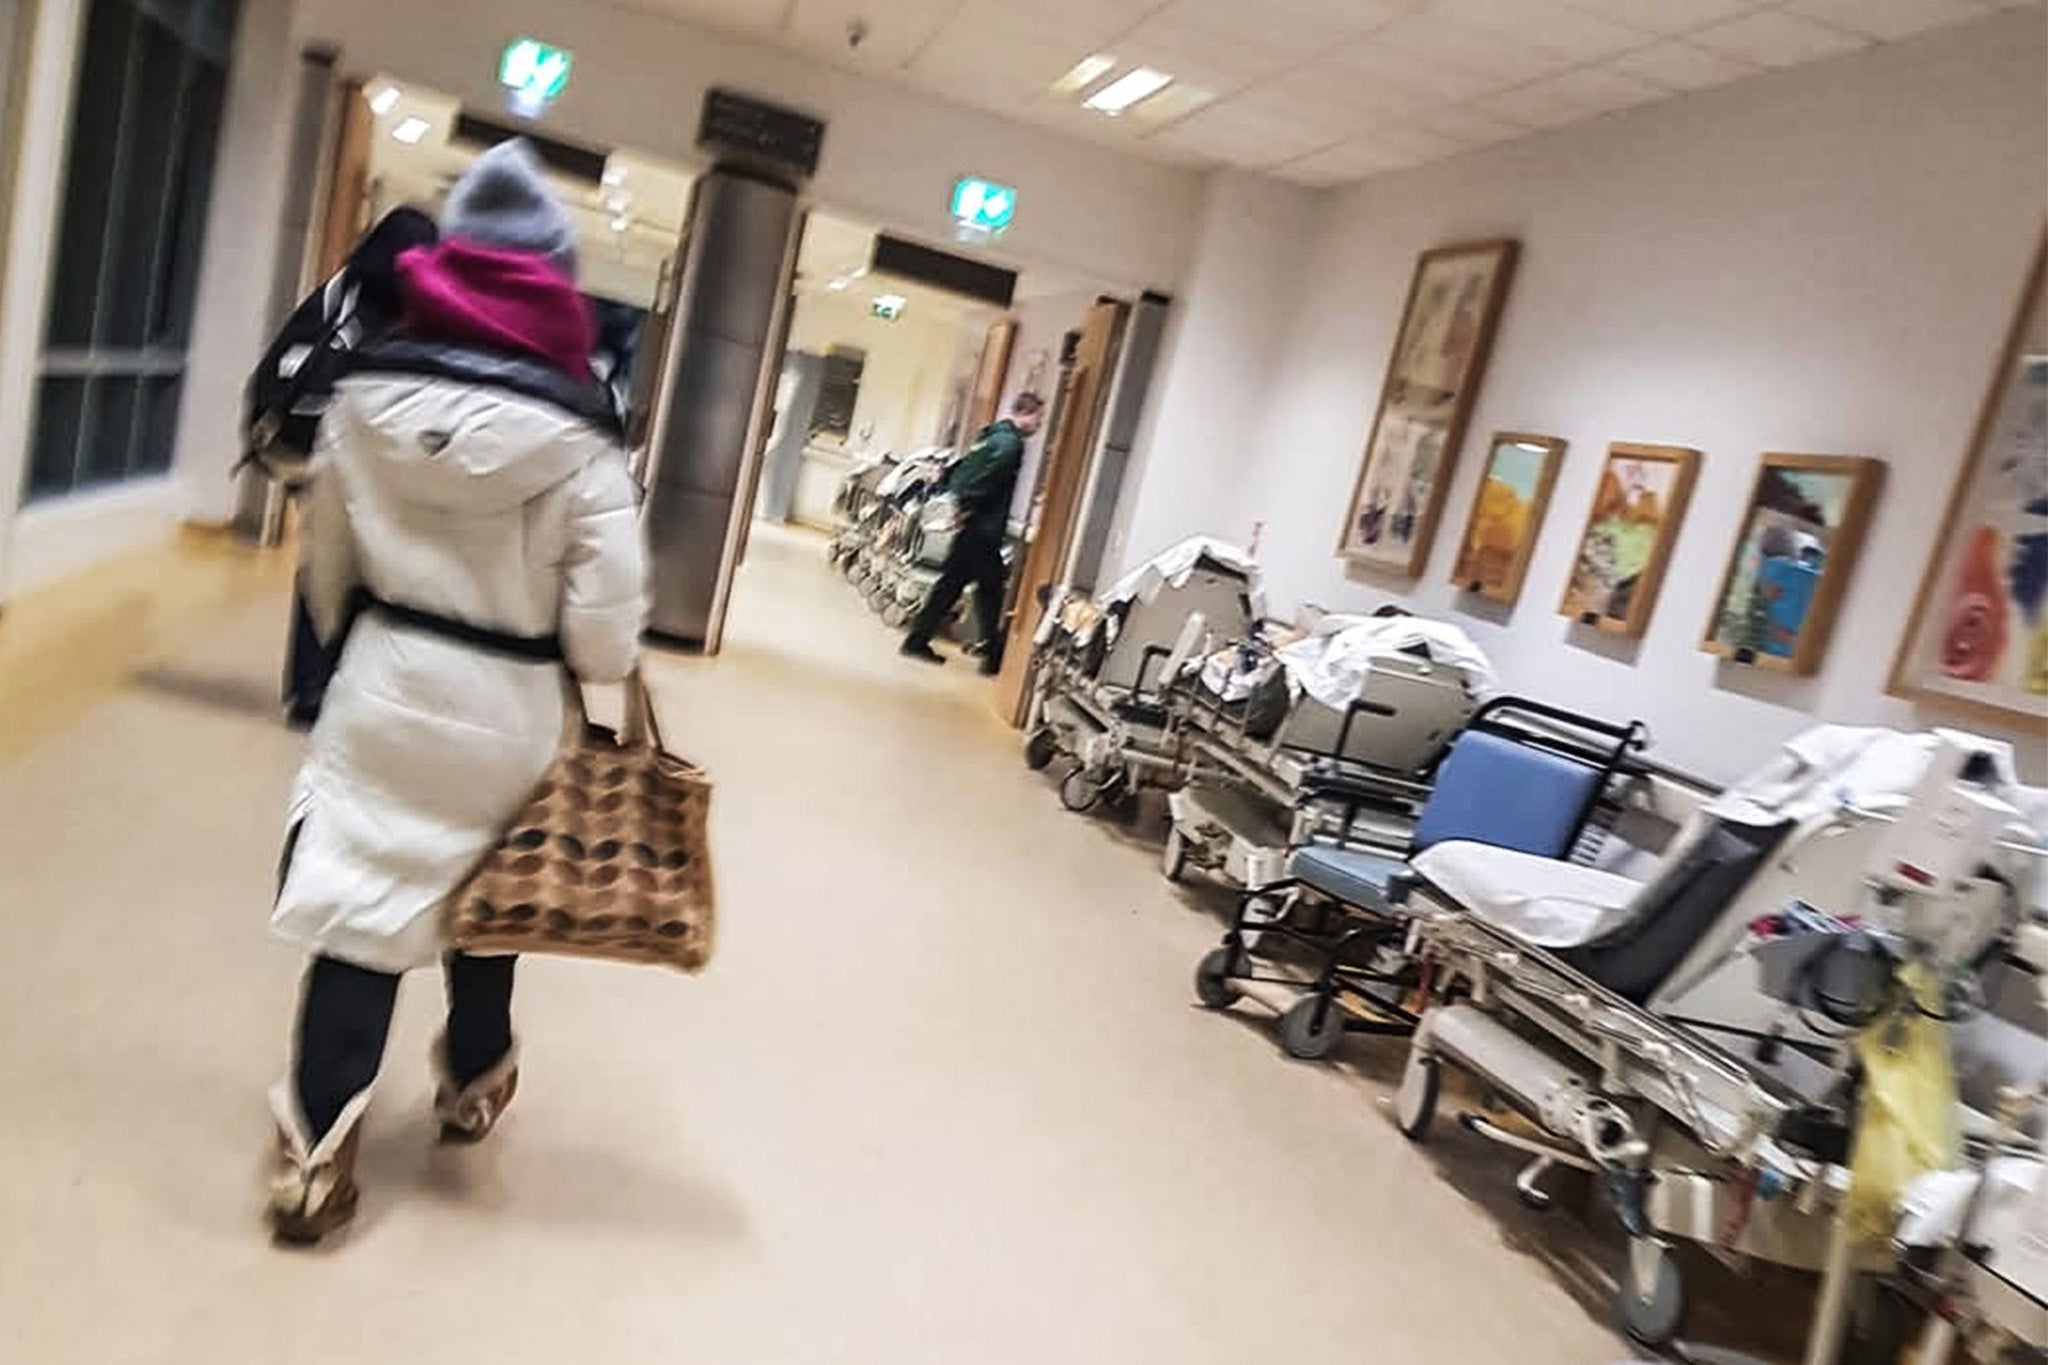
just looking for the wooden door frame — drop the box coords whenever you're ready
[992,297,1129,725]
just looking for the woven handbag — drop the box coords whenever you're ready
[445,672,715,973]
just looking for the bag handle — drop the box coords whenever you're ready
[620,669,665,751]
[559,669,665,751]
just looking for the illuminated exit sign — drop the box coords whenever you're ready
[950,176,1015,238]
[500,38,572,117]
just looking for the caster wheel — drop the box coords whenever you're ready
[882,600,910,628]
[1394,1052,1440,1142]
[1102,776,1140,824]
[1023,729,1057,771]
[1839,1278,1908,1365]
[1059,767,1101,813]
[1195,946,1243,1010]
[1618,1239,1686,1348]
[1162,826,1190,882]
[1278,994,1347,1061]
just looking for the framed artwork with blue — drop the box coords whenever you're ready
[1702,453,1884,675]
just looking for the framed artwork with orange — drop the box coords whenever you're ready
[1450,432,1566,605]
[1557,443,1700,637]
[1891,229,2048,731]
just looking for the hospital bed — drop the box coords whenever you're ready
[1389,727,2046,1360]
[1161,615,1493,892]
[1022,539,1259,815]
[1192,698,1650,1059]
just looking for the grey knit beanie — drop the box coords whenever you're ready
[441,139,578,280]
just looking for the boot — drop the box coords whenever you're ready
[432,1036,519,1144]
[267,1082,369,1246]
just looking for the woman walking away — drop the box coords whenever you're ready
[266,140,647,1245]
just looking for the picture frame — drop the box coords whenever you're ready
[1449,431,1566,605]
[1557,442,1701,637]
[1700,454,1884,675]
[1889,229,2048,731]
[1338,238,1520,577]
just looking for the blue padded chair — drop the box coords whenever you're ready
[1283,728,1608,915]
[1195,708,1636,1061]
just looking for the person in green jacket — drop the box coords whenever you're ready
[901,391,1045,673]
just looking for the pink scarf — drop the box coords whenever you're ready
[395,239,594,379]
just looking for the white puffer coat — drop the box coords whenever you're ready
[273,342,647,972]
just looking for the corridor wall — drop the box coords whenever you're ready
[1133,8,2046,784]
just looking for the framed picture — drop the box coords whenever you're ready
[1450,431,1566,605]
[1701,454,1884,674]
[1891,231,2048,730]
[1339,238,1520,576]
[1557,442,1701,637]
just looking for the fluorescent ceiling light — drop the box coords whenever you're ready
[1084,67,1171,115]
[601,164,626,187]
[873,293,907,309]
[1050,53,1116,96]
[367,84,401,116]
[391,116,431,145]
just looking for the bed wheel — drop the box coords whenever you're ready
[1059,767,1101,813]
[1279,994,1347,1061]
[1195,947,1243,1010]
[1023,729,1057,771]
[1102,775,1140,823]
[1618,1238,1686,1348]
[882,599,911,628]
[1162,827,1189,882]
[1394,1051,1440,1142]
[1838,1278,1908,1365]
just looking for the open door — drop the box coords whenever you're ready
[992,297,1128,725]
[313,80,373,281]
[966,317,1016,432]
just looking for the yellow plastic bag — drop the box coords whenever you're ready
[1846,982,1961,1243]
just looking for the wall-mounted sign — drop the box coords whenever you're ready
[500,38,572,118]
[950,176,1016,240]
[871,293,907,321]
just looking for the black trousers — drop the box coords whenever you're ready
[906,524,1006,653]
[292,953,516,1141]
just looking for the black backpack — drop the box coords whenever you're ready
[243,207,436,475]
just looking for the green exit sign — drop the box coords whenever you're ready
[500,38,572,115]
[950,176,1016,235]
[871,293,906,321]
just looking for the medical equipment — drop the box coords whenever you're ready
[1394,729,2045,1360]
[1022,540,1259,814]
[1162,616,1491,892]
[1893,1086,2048,1362]
[1192,698,1649,1059]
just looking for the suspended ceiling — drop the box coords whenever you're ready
[609,0,2038,185]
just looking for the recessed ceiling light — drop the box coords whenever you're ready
[367,84,401,116]
[601,164,626,187]
[391,116,431,145]
[1050,53,1116,96]
[1083,67,1172,116]
[610,212,630,233]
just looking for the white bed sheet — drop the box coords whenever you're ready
[1412,840,1644,949]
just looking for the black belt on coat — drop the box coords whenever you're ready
[349,588,565,662]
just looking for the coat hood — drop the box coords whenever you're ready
[329,340,622,515]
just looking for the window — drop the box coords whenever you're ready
[24,0,238,502]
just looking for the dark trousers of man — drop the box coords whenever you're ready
[905,523,1006,658]
[293,952,516,1140]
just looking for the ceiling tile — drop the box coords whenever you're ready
[1553,0,1763,35]
[1781,0,1999,41]
[623,0,790,36]
[1409,102,1533,147]
[1150,100,1345,167]
[1687,9,1872,65]
[1480,65,1665,126]
[1331,19,1575,104]
[1433,0,1659,60]
[1605,37,1762,90]
[1264,54,1445,121]
[1116,1,1347,91]
[1277,128,1462,186]
[785,0,959,67]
